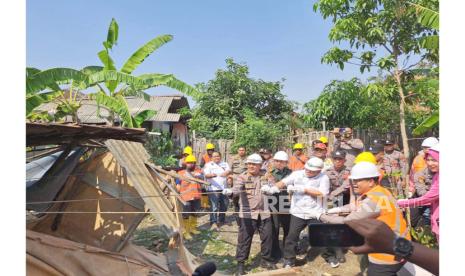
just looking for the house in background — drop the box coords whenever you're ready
[35,94,190,148]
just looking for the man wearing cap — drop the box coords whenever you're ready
[228,146,248,226]
[178,146,193,169]
[289,143,309,171]
[262,151,293,261]
[383,140,407,194]
[274,157,330,268]
[332,128,364,169]
[325,150,351,206]
[322,150,351,267]
[259,148,273,174]
[311,142,333,172]
[222,153,277,274]
[369,144,391,188]
[315,162,411,275]
[200,143,216,168]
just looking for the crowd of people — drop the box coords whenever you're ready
[174,128,440,276]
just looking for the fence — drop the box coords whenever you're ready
[191,129,430,164]
[191,138,234,163]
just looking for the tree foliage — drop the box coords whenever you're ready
[302,78,399,132]
[187,58,293,140]
[26,18,198,128]
[313,0,439,160]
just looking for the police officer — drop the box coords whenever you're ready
[369,143,391,188]
[410,166,434,227]
[228,146,248,226]
[259,148,273,173]
[262,151,293,261]
[325,150,351,206]
[323,150,351,267]
[333,128,364,169]
[223,154,276,275]
[383,139,407,195]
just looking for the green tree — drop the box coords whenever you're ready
[187,58,293,139]
[232,110,285,152]
[26,18,198,128]
[302,78,399,132]
[313,0,439,161]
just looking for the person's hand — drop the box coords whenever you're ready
[222,188,233,196]
[261,185,271,195]
[345,219,395,255]
[269,186,281,194]
[307,209,323,220]
[327,207,343,214]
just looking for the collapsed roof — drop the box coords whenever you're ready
[26,123,199,275]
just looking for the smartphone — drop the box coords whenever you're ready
[309,223,364,247]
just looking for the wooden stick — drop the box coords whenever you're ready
[146,163,210,186]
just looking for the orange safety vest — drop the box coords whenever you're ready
[360,185,411,265]
[202,154,212,164]
[177,169,202,201]
[411,154,427,174]
[288,155,309,171]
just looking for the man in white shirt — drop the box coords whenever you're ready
[203,151,231,229]
[275,157,330,267]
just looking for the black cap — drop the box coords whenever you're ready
[369,144,384,154]
[332,150,346,159]
[372,139,380,145]
[259,148,272,154]
[384,139,394,145]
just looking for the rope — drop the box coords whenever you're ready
[28,210,303,215]
[26,190,290,205]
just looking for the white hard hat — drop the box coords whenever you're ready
[349,162,380,180]
[430,143,439,152]
[273,151,289,161]
[304,157,324,171]
[246,153,263,164]
[421,137,439,148]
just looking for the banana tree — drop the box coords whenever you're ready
[87,18,199,127]
[409,3,439,135]
[26,18,198,128]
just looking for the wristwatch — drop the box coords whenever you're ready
[393,236,414,259]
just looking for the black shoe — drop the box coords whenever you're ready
[283,259,295,268]
[236,262,246,275]
[260,260,277,270]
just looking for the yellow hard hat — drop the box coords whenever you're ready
[206,143,215,150]
[183,146,193,155]
[185,155,197,163]
[319,136,328,144]
[355,152,377,165]
[293,143,304,150]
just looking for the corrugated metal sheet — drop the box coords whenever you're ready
[35,96,186,123]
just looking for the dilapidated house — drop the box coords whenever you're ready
[26,122,200,275]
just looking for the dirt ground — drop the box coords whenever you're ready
[132,204,364,276]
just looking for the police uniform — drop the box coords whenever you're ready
[383,142,407,193]
[232,171,275,264]
[410,168,433,227]
[334,138,364,169]
[266,167,292,260]
[228,154,248,225]
[325,166,351,205]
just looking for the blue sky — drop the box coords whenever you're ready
[27,0,370,106]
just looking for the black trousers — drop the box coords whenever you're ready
[236,216,275,263]
[283,215,319,260]
[233,195,241,226]
[268,194,291,261]
[367,261,404,276]
[182,199,200,219]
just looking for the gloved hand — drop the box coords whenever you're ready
[327,207,343,214]
[307,209,324,220]
[260,185,271,195]
[269,186,281,194]
[222,188,233,196]
[407,191,414,198]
